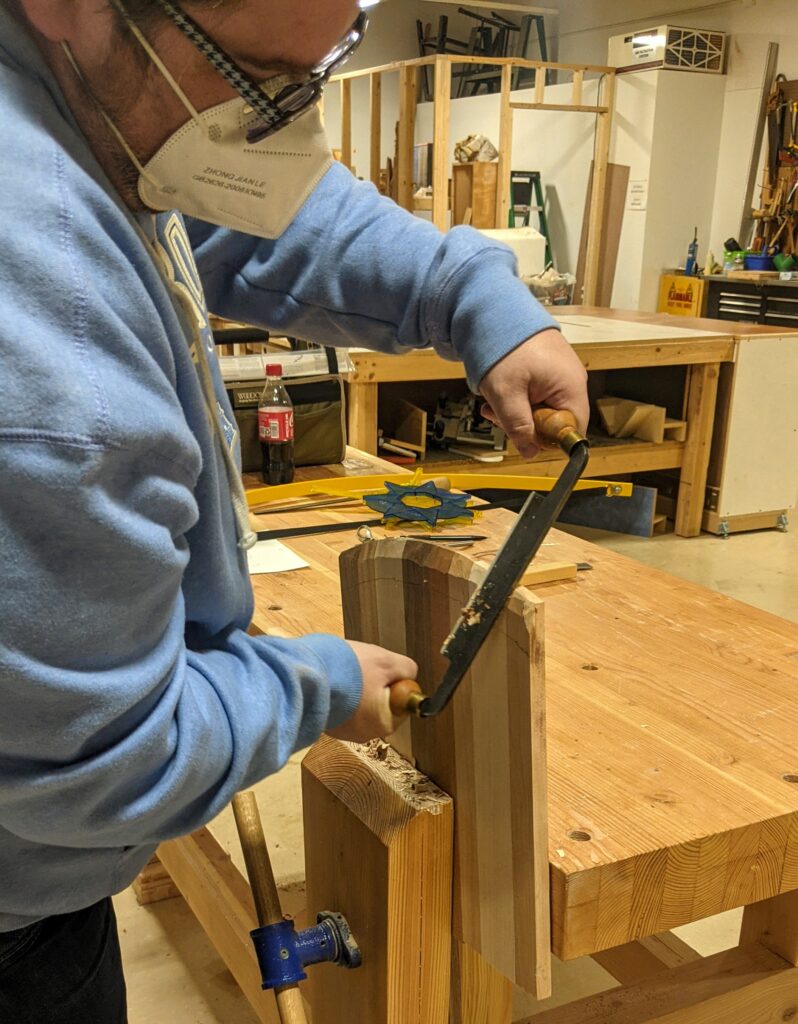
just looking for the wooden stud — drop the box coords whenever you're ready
[369,72,382,189]
[397,66,418,212]
[340,78,352,172]
[583,72,616,306]
[496,65,513,229]
[740,889,798,966]
[510,102,608,114]
[333,56,616,81]
[535,66,546,104]
[571,69,584,106]
[340,539,551,998]
[432,56,452,232]
[345,381,379,455]
[675,362,720,537]
[157,829,282,1024]
[302,736,454,1024]
[450,941,512,1024]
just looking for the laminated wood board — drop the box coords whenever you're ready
[574,162,630,306]
[303,736,454,1024]
[339,539,551,998]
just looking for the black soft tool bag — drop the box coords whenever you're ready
[227,347,346,471]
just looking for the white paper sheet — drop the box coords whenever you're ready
[247,540,309,575]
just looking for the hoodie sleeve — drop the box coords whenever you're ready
[187,161,559,390]
[0,436,362,849]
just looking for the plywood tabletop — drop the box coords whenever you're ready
[246,459,798,959]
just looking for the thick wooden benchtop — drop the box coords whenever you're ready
[247,456,798,961]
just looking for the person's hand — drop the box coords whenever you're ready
[326,641,419,743]
[479,329,589,459]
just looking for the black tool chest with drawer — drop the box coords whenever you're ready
[704,275,798,327]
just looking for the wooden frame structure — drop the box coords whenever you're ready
[332,55,616,304]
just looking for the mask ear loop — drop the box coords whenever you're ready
[109,0,205,128]
[60,41,164,190]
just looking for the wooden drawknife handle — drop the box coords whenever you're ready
[532,407,585,454]
[389,678,427,717]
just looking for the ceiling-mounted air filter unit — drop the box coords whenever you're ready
[609,26,727,75]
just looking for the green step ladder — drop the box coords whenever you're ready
[509,170,553,268]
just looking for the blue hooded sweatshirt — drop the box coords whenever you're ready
[0,7,559,929]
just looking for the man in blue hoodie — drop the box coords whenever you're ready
[0,0,588,1018]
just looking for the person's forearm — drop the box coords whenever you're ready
[188,162,559,388]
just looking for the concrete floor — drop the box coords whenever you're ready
[115,521,798,1022]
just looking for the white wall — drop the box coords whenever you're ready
[550,0,798,258]
[614,70,726,309]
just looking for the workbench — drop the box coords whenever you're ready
[346,307,798,538]
[136,450,798,1022]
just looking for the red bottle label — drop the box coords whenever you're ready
[258,408,294,442]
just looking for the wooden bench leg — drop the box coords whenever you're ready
[346,381,379,455]
[132,851,182,905]
[450,941,512,1024]
[302,735,454,1024]
[740,889,798,966]
[157,828,281,1024]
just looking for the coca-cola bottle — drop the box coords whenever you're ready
[258,363,295,485]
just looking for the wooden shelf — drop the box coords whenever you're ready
[420,438,685,479]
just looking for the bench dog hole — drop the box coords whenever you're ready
[567,830,592,842]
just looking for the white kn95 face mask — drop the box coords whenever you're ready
[135,97,333,239]
[62,26,333,239]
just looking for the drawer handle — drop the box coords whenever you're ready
[764,312,798,320]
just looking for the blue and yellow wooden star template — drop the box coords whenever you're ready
[364,481,473,525]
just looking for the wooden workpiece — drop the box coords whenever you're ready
[141,453,798,1021]
[336,539,550,997]
[302,736,453,1023]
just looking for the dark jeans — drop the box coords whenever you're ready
[0,898,126,1023]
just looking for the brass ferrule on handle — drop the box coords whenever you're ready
[532,407,587,455]
[389,678,427,717]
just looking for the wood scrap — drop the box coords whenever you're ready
[597,395,667,443]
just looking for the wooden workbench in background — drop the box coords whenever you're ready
[345,307,798,538]
[139,451,798,1022]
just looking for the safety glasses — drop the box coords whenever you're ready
[150,1,368,143]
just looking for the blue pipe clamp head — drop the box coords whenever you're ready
[250,911,361,990]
